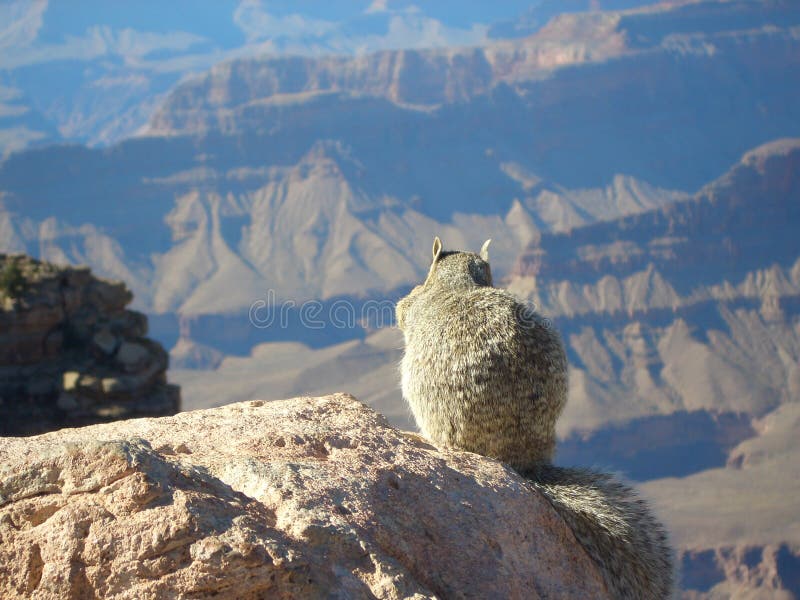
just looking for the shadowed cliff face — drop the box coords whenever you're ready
[506,140,800,436]
[0,254,180,435]
[679,544,800,597]
[557,410,756,481]
[509,142,800,447]
[513,139,800,293]
[0,137,685,324]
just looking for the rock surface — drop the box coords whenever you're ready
[0,393,610,599]
[0,254,180,435]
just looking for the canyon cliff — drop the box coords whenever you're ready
[0,254,180,436]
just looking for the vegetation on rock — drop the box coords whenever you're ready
[0,258,26,299]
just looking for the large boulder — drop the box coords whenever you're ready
[0,394,610,599]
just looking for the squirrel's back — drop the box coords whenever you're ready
[399,262,567,470]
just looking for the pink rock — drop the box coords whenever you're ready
[0,394,610,599]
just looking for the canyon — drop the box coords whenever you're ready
[1,1,798,596]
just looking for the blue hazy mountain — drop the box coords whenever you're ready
[1,0,797,328]
[0,0,589,155]
[488,0,664,38]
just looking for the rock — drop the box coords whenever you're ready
[169,336,224,370]
[62,371,80,392]
[56,393,78,411]
[0,253,181,436]
[101,361,162,396]
[0,394,609,599]
[92,328,118,355]
[77,374,101,394]
[115,341,150,373]
[25,377,55,397]
[680,543,800,597]
[100,376,124,395]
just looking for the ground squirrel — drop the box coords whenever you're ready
[396,237,674,599]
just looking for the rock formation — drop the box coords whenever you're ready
[0,254,179,436]
[3,1,798,337]
[512,138,800,295]
[0,393,611,599]
[678,543,800,597]
[504,140,800,596]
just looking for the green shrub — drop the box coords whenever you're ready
[0,260,27,299]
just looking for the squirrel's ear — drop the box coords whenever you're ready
[424,237,443,285]
[480,239,491,262]
[432,236,443,262]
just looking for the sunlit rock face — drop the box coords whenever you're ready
[0,394,611,599]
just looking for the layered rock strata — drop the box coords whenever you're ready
[0,254,179,435]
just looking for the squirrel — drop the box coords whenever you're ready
[396,237,674,600]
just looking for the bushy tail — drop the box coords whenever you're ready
[522,464,674,600]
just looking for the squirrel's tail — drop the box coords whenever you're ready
[523,464,675,600]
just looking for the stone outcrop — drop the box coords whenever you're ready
[680,543,800,598]
[512,139,800,295]
[0,254,179,435]
[145,1,800,142]
[0,393,610,599]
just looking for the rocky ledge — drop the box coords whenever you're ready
[0,394,609,599]
[0,254,179,435]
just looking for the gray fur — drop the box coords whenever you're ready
[396,237,674,599]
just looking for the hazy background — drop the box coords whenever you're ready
[2,1,800,596]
